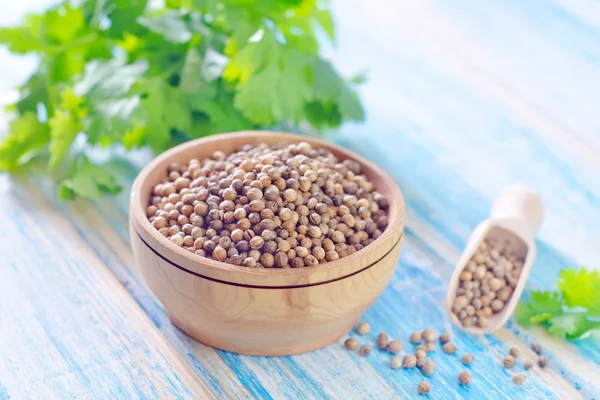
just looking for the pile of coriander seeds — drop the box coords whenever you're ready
[146,141,389,268]
[451,238,524,328]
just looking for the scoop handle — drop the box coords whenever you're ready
[490,185,544,236]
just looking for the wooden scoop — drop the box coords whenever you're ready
[446,185,544,335]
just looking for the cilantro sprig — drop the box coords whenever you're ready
[0,0,364,200]
[516,267,600,340]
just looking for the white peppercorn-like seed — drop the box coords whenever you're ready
[388,340,403,354]
[417,381,431,395]
[344,338,358,350]
[523,359,534,369]
[421,363,434,376]
[390,356,402,369]
[439,333,450,344]
[503,355,516,368]
[512,374,526,386]
[403,354,417,368]
[359,344,371,356]
[462,354,474,365]
[356,322,370,335]
[443,343,457,354]
[538,356,548,368]
[410,331,423,344]
[458,370,472,385]
[377,333,389,350]
[422,328,436,343]
[509,347,520,358]
[415,349,427,359]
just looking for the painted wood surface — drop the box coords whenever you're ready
[1,0,599,399]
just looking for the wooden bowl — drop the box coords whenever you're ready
[129,131,405,356]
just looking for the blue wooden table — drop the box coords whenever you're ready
[1,0,600,398]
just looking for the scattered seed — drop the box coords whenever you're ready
[531,344,542,355]
[388,340,403,354]
[403,354,417,368]
[503,355,516,369]
[462,354,474,365]
[512,374,526,386]
[458,370,472,385]
[422,363,434,376]
[415,349,427,359]
[509,347,520,358]
[425,342,436,352]
[443,342,457,355]
[390,356,402,369]
[422,328,436,343]
[416,358,427,369]
[410,331,422,344]
[356,322,370,336]
[439,333,450,345]
[359,344,371,356]
[377,332,389,350]
[538,356,548,368]
[417,381,431,395]
[523,359,534,370]
[344,338,358,351]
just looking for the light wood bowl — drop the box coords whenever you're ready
[129,131,405,356]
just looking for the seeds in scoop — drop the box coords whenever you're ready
[531,344,542,355]
[439,333,450,345]
[410,331,422,344]
[503,355,516,368]
[513,374,526,386]
[422,328,436,342]
[359,344,371,356]
[356,322,370,335]
[417,381,431,395]
[443,343,457,354]
[523,359,534,369]
[344,338,358,350]
[509,347,520,358]
[538,356,548,368]
[458,370,472,385]
[403,354,417,368]
[147,142,389,267]
[388,340,403,354]
[462,354,474,365]
[390,356,402,369]
[377,333,389,350]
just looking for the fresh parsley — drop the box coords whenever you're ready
[0,0,364,200]
[516,267,600,340]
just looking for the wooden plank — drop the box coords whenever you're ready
[0,176,213,400]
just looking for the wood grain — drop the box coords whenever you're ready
[129,131,405,355]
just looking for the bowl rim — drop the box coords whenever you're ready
[130,130,405,283]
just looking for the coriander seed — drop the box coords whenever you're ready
[439,333,450,345]
[538,356,548,368]
[415,349,427,359]
[344,338,358,351]
[410,331,422,344]
[523,359,533,370]
[359,344,371,356]
[421,362,434,376]
[458,370,471,385]
[443,342,457,354]
[509,347,520,358]
[417,381,431,395]
[462,354,474,365]
[512,374,526,386]
[377,333,389,350]
[425,342,435,352]
[503,355,515,369]
[422,328,436,343]
[390,356,402,369]
[356,322,370,336]
[531,344,542,355]
[388,340,403,354]
[403,354,417,368]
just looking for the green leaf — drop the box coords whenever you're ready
[46,5,85,43]
[548,314,600,339]
[58,157,122,200]
[48,88,86,169]
[0,14,48,54]
[558,268,600,315]
[75,59,149,98]
[138,10,193,43]
[516,291,564,327]
[0,112,50,171]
